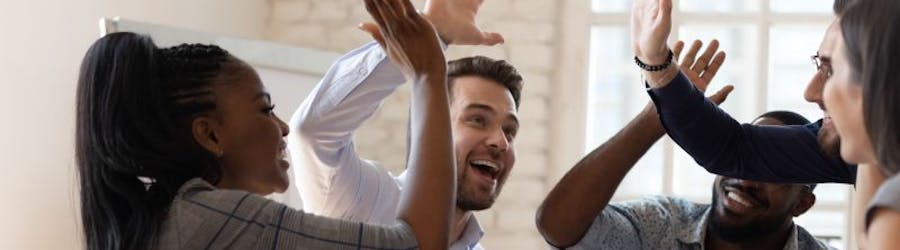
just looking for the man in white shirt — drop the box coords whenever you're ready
[288,1,522,249]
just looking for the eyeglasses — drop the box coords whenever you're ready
[811,53,834,78]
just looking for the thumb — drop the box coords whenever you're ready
[480,32,505,46]
[709,85,734,105]
[358,22,386,47]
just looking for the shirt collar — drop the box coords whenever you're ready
[677,205,711,246]
[682,206,802,250]
[449,215,484,250]
[396,172,485,249]
[782,226,801,250]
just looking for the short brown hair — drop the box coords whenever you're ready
[447,56,524,108]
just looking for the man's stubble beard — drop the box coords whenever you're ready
[455,172,497,211]
[818,126,842,156]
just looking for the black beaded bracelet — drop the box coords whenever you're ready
[634,50,674,72]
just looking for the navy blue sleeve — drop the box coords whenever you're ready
[647,72,856,184]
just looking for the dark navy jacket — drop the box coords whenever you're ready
[647,73,856,184]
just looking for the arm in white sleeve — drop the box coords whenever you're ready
[288,42,406,223]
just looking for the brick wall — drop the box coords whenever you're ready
[267,0,560,248]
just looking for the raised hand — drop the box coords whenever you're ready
[362,1,456,249]
[424,0,504,45]
[631,0,673,65]
[673,39,732,104]
[360,0,447,80]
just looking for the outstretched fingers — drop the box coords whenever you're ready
[700,51,727,81]
[673,40,685,62]
[381,0,404,23]
[400,0,419,18]
[365,0,390,35]
[681,40,702,70]
[691,39,719,73]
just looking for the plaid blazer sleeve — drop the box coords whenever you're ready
[157,178,419,250]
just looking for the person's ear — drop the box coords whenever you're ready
[192,116,224,157]
[792,192,816,216]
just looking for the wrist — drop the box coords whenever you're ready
[642,63,679,89]
[638,103,666,137]
[412,67,448,84]
[637,47,671,65]
[635,50,674,72]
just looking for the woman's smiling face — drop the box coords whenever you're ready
[202,60,291,195]
[822,26,877,165]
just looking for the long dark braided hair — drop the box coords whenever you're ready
[76,32,237,250]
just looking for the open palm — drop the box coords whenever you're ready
[362,0,446,79]
[424,0,504,45]
[673,39,732,104]
[631,0,673,64]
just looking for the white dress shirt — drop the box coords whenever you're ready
[288,41,484,250]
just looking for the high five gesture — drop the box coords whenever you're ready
[362,0,457,249]
[631,0,673,65]
[631,0,679,87]
[425,0,504,45]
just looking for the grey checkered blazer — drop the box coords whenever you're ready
[154,178,419,250]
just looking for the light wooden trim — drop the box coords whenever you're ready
[98,17,340,75]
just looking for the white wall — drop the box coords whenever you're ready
[0,1,268,249]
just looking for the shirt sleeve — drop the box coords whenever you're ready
[288,41,406,223]
[566,196,678,250]
[647,72,856,184]
[866,174,900,231]
[171,187,419,250]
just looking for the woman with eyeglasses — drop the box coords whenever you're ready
[819,0,900,248]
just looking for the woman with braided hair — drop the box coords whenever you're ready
[76,0,455,249]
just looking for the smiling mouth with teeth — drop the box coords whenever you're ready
[727,191,754,207]
[470,160,500,179]
[723,186,764,209]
